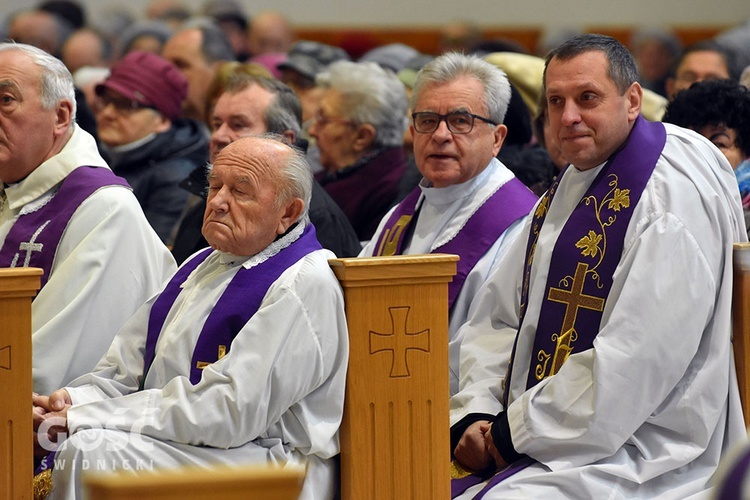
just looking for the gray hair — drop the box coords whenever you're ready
[316,60,408,148]
[0,42,77,120]
[260,133,312,224]
[410,52,511,125]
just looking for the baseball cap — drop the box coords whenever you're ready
[95,50,187,120]
[277,41,351,81]
[359,43,420,73]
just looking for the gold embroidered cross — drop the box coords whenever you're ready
[196,344,227,370]
[537,262,605,379]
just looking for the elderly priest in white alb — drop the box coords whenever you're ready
[361,53,538,396]
[32,136,349,500]
[0,43,175,395]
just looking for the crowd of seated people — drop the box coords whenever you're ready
[2,1,750,498]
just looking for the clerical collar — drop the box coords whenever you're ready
[419,157,496,207]
[216,222,306,268]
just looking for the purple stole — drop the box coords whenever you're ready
[373,177,537,308]
[141,224,322,386]
[514,116,665,392]
[450,117,666,499]
[0,166,129,288]
[716,446,750,499]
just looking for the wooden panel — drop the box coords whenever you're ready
[0,268,42,500]
[294,24,729,60]
[586,25,729,48]
[331,254,458,500]
[673,26,729,47]
[733,242,750,430]
[294,26,541,56]
[85,464,305,500]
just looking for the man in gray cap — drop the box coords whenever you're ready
[278,40,350,126]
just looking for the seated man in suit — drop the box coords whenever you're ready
[33,136,349,500]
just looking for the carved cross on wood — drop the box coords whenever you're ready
[369,306,429,377]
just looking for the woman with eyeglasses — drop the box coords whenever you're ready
[94,51,208,244]
[309,60,409,242]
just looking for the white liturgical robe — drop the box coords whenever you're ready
[0,125,175,394]
[49,224,349,500]
[361,158,528,395]
[452,123,747,499]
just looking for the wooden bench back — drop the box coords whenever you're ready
[1,253,457,500]
[0,268,42,500]
[733,242,750,429]
[330,254,457,500]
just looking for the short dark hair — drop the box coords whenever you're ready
[662,79,750,157]
[544,33,639,95]
[181,17,235,63]
[222,72,302,138]
[670,40,740,82]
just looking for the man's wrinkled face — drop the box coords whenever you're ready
[410,76,506,187]
[0,50,65,184]
[202,138,300,256]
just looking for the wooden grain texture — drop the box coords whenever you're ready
[331,254,458,500]
[733,242,750,431]
[85,464,305,500]
[0,267,42,500]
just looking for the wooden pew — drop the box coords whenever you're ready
[0,268,42,500]
[331,254,457,500]
[733,242,750,429]
[85,464,305,500]
[75,254,457,499]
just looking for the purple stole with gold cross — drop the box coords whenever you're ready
[451,116,667,499]
[514,116,665,393]
[141,224,322,386]
[0,166,129,289]
[373,177,537,308]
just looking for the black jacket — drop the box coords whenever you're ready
[106,119,209,242]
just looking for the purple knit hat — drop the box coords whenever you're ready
[95,50,187,120]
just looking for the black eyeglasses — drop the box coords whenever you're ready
[412,111,498,134]
[96,93,152,114]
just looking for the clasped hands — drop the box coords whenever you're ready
[32,389,72,458]
[453,420,508,474]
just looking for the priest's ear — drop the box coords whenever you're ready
[54,99,74,137]
[276,197,305,235]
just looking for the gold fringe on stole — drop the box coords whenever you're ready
[450,459,475,479]
[33,469,53,500]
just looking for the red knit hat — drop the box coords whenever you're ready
[95,51,187,120]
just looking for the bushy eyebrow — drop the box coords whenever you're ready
[0,80,21,94]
